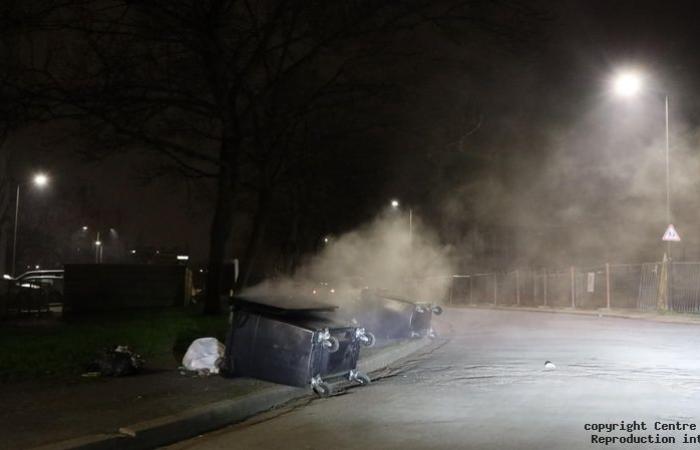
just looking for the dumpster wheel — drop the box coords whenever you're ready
[324,336,340,353]
[349,369,371,385]
[313,382,331,397]
[362,332,376,348]
[432,305,443,315]
[311,375,331,397]
[356,373,371,385]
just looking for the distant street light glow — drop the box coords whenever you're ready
[95,240,102,246]
[33,173,49,187]
[176,255,189,261]
[82,226,88,231]
[613,71,642,97]
[390,199,399,208]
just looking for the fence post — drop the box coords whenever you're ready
[657,254,669,311]
[449,276,454,306]
[542,268,549,306]
[493,273,498,305]
[605,263,611,309]
[515,270,521,306]
[570,266,576,308]
[466,276,471,304]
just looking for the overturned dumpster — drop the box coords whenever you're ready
[222,295,373,396]
[349,289,443,342]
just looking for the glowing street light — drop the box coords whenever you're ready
[33,173,49,187]
[86,227,118,263]
[389,198,413,242]
[12,172,50,276]
[94,233,103,264]
[611,68,672,257]
[612,71,642,97]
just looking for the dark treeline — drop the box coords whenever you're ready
[0,0,543,313]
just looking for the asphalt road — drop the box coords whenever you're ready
[167,308,700,449]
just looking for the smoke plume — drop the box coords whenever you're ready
[244,211,454,304]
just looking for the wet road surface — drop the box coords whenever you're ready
[167,308,700,449]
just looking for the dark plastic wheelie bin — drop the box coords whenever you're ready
[349,289,443,342]
[222,294,373,395]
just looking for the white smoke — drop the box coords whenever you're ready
[244,211,454,304]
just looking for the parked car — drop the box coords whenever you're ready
[8,270,64,312]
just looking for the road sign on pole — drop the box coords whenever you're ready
[662,224,681,242]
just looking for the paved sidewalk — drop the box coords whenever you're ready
[0,341,415,450]
[1,368,269,449]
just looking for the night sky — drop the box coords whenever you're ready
[7,0,700,272]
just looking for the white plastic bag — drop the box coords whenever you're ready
[182,337,225,374]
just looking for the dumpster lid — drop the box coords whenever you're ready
[370,290,430,306]
[232,294,338,315]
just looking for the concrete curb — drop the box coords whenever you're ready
[456,304,700,326]
[31,337,434,450]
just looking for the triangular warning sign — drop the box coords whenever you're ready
[662,224,681,242]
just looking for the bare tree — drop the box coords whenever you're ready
[6,0,543,312]
[0,1,62,274]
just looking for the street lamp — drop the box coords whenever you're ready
[389,199,413,241]
[12,172,49,276]
[612,71,642,98]
[95,233,103,264]
[91,227,119,263]
[612,70,672,257]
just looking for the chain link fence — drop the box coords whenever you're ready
[447,261,700,313]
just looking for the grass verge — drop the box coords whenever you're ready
[0,308,228,381]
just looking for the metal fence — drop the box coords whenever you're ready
[670,262,700,313]
[447,261,700,314]
[0,281,55,319]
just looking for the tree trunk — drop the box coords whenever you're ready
[203,141,238,315]
[285,195,302,274]
[238,187,273,289]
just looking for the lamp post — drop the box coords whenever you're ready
[390,199,413,241]
[95,231,102,263]
[12,173,50,276]
[91,227,118,263]
[612,70,672,258]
